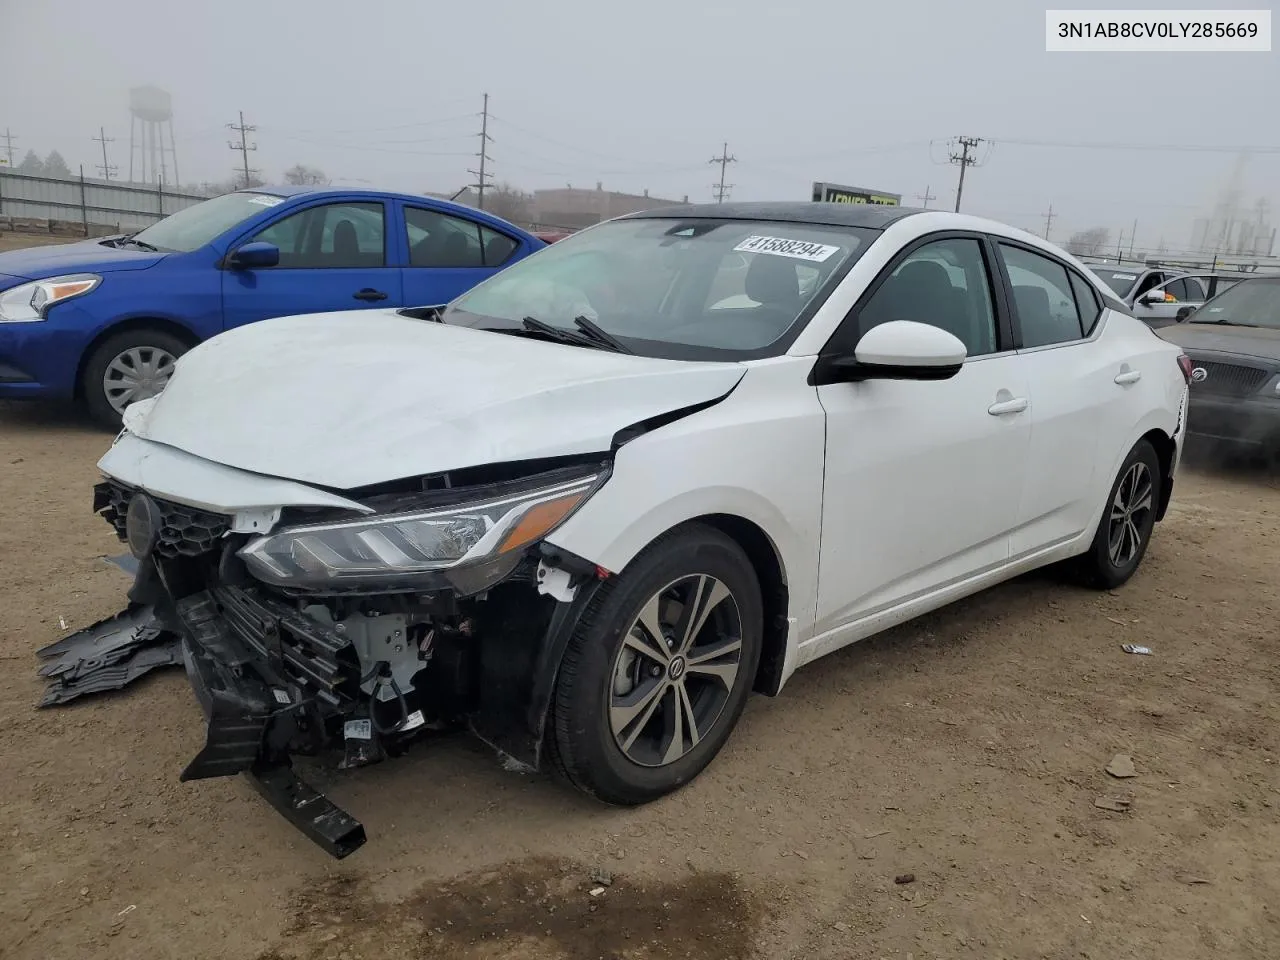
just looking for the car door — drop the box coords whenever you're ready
[994,241,1127,559]
[812,234,1031,636]
[221,199,404,330]
[399,204,523,307]
[1133,276,1193,327]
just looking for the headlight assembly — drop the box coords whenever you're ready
[238,473,601,594]
[0,274,101,322]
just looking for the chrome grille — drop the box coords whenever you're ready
[1187,359,1269,398]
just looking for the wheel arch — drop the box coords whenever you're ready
[74,317,202,401]
[1141,426,1176,521]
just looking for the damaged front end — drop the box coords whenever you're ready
[89,458,613,858]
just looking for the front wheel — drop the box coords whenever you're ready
[548,524,763,805]
[1077,439,1162,589]
[82,328,189,430]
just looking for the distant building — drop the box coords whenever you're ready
[530,182,686,230]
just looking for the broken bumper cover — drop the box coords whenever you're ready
[179,629,367,858]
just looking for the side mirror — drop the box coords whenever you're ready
[814,320,966,385]
[1138,290,1170,306]
[227,241,280,270]
[1175,306,1194,322]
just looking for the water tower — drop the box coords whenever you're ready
[129,86,179,187]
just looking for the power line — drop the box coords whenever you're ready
[916,185,936,209]
[709,142,736,203]
[0,127,15,166]
[466,92,494,209]
[994,137,1280,155]
[227,111,259,187]
[93,127,117,180]
[1042,202,1055,240]
[948,136,983,213]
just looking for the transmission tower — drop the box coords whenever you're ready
[1042,203,1055,240]
[709,142,736,203]
[0,128,15,167]
[948,136,984,213]
[227,111,259,187]
[467,92,494,209]
[93,127,117,180]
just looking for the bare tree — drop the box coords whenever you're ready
[481,182,534,224]
[1065,227,1110,256]
[283,163,329,186]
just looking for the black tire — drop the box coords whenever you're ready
[1077,439,1162,589]
[548,524,763,805]
[81,328,190,430]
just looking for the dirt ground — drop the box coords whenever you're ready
[1,397,1278,960]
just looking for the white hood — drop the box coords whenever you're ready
[127,310,746,490]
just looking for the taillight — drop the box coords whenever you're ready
[1177,354,1194,384]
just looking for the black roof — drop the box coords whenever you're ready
[622,201,926,230]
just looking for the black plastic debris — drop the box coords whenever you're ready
[36,605,182,707]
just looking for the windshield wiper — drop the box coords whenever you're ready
[520,316,627,353]
[115,234,159,252]
[573,315,632,354]
[1191,317,1260,326]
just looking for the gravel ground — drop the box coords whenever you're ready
[1,398,1277,960]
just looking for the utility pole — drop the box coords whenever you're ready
[467,92,494,210]
[0,128,15,167]
[708,142,736,203]
[915,185,936,209]
[227,111,258,188]
[1042,203,1055,241]
[1128,218,1137,258]
[948,135,983,213]
[93,127,117,180]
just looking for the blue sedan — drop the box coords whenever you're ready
[0,186,546,427]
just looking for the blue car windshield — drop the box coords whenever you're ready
[131,192,285,253]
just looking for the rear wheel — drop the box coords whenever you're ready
[1077,439,1161,589]
[82,328,189,430]
[548,525,763,805]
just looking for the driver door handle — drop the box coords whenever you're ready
[988,396,1028,416]
[1114,369,1142,385]
[353,288,388,302]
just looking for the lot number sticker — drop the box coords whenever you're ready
[247,195,284,207]
[733,235,840,262]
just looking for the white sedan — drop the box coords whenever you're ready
[93,202,1191,855]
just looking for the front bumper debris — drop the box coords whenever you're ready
[35,604,181,707]
[248,762,367,859]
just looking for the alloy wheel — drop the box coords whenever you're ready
[608,574,744,768]
[103,346,178,414]
[1107,460,1154,568]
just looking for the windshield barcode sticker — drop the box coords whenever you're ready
[344,719,372,740]
[247,195,283,207]
[733,235,840,262]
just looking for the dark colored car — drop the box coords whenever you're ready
[1157,276,1280,452]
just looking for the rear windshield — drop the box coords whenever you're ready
[1092,270,1141,297]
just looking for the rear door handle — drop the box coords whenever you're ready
[353,288,388,302]
[1114,369,1142,385]
[988,397,1028,416]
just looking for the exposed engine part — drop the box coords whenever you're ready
[302,606,419,705]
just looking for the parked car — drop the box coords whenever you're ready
[1157,276,1280,453]
[1082,262,1247,328]
[92,202,1189,855]
[0,186,545,427]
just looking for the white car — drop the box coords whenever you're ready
[93,202,1192,856]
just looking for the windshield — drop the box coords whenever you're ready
[1091,269,1141,297]
[1189,277,1280,328]
[132,191,286,253]
[442,216,877,360]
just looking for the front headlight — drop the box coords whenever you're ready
[0,274,101,322]
[238,473,601,593]
[1261,373,1280,397]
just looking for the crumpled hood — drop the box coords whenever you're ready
[1157,322,1280,362]
[0,238,165,281]
[127,310,746,490]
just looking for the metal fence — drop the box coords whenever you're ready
[0,170,207,233]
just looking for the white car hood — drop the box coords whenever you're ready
[127,310,746,490]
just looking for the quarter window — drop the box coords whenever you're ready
[249,202,385,268]
[404,207,519,267]
[1068,270,1103,336]
[856,237,998,356]
[999,244,1083,347]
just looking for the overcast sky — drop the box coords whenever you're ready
[1,0,1276,250]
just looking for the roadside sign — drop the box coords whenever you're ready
[812,181,900,205]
